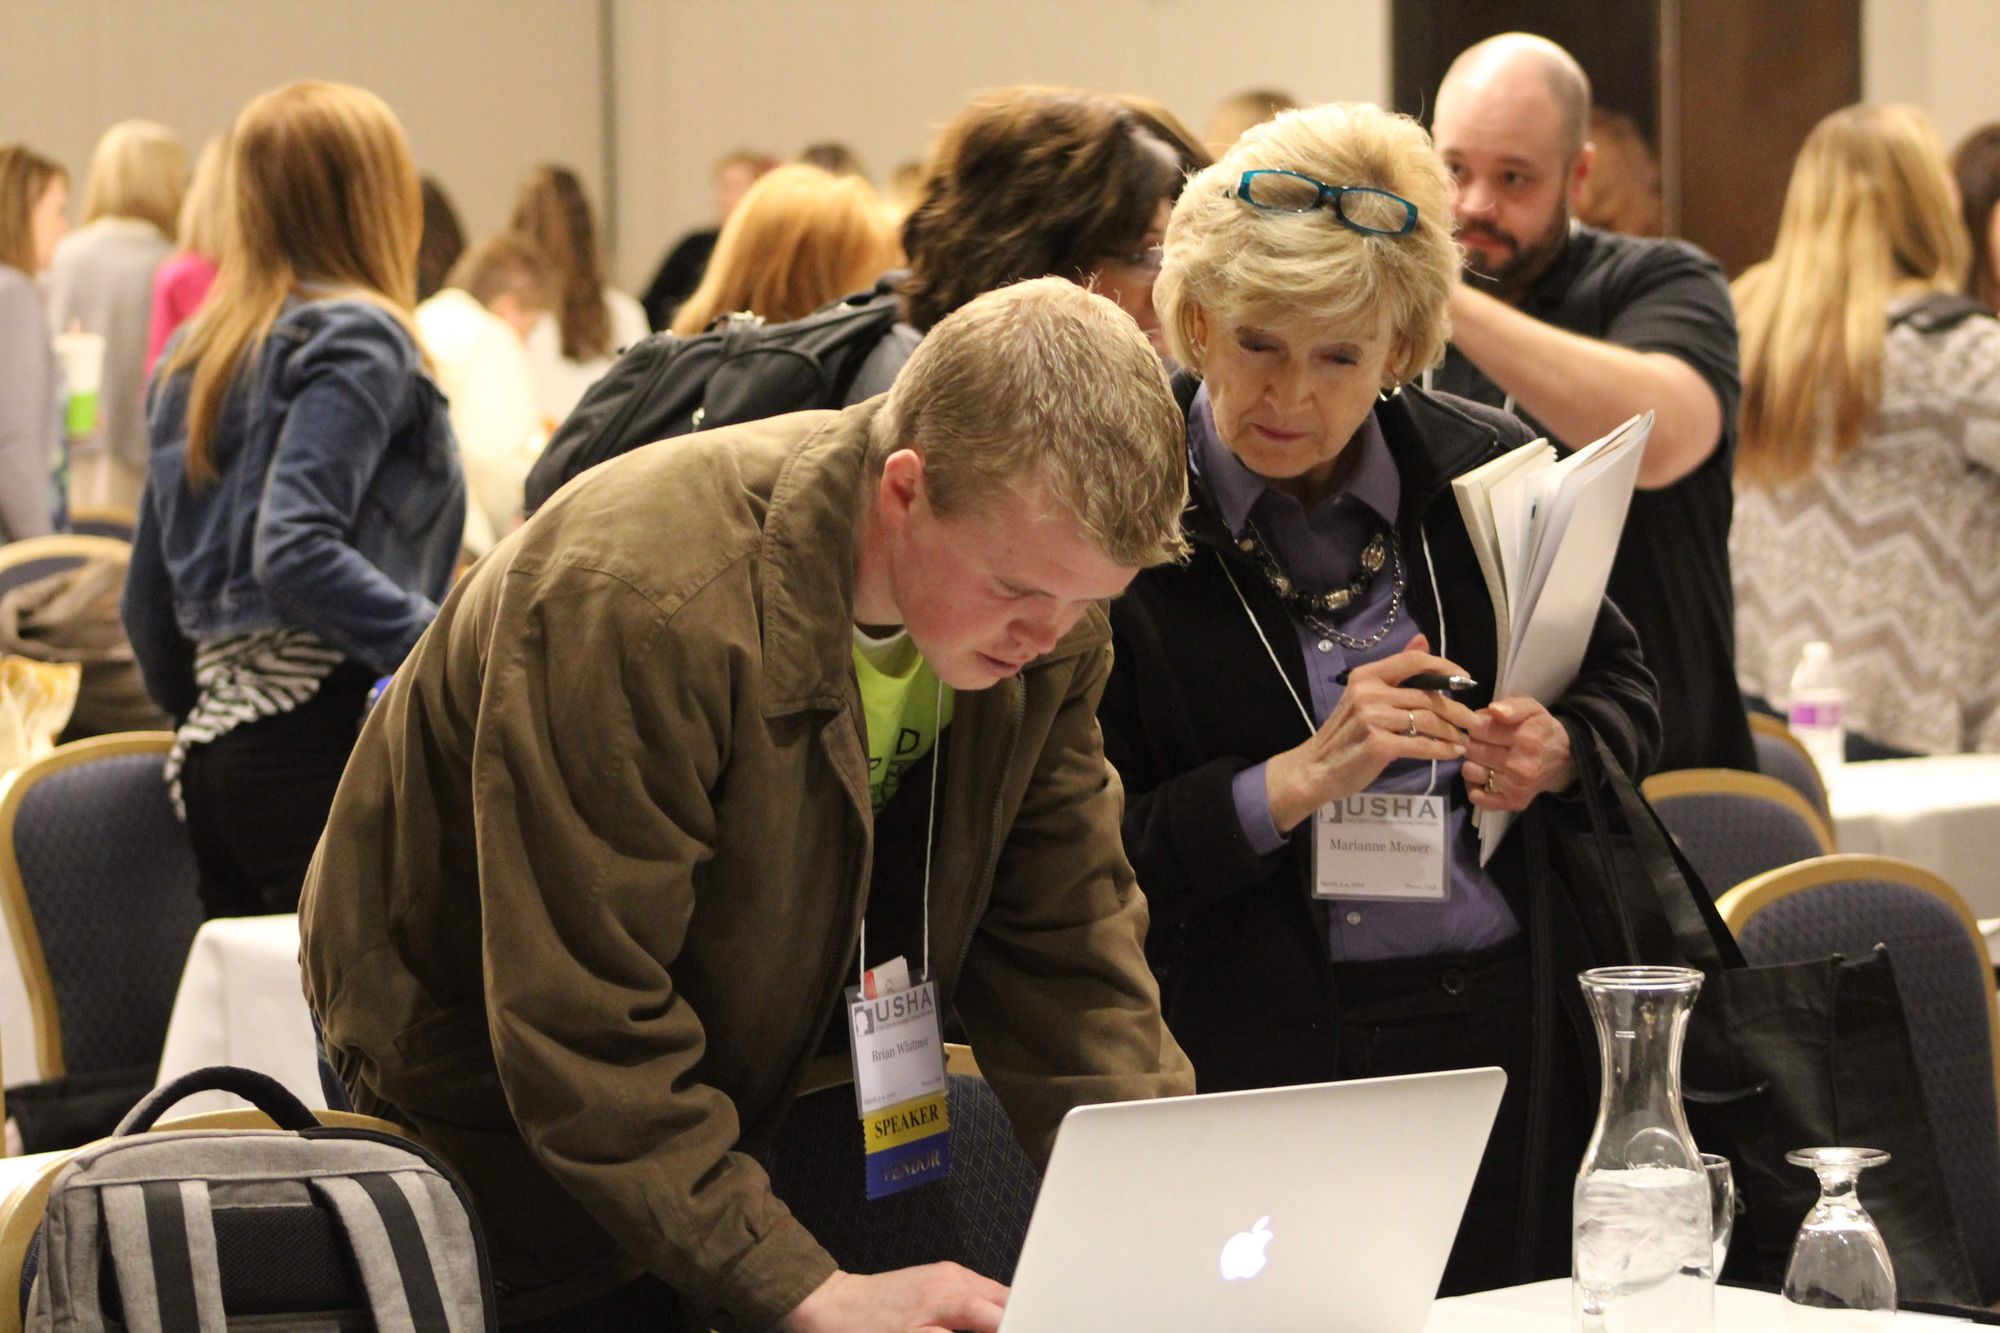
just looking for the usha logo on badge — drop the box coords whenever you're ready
[1219,1216,1274,1282]
[850,984,938,1038]
[1324,794,1441,823]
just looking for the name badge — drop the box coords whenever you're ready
[845,962,950,1199]
[1313,792,1450,902]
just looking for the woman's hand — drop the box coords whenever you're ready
[1462,697,1575,813]
[1264,634,1479,835]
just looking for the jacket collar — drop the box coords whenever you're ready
[756,400,1109,717]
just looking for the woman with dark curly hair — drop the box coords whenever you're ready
[834,87,1186,401]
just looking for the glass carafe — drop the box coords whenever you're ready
[1573,966,1715,1332]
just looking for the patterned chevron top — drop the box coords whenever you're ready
[1733,295,2000,754]
[162,627,344,814]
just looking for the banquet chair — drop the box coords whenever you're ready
[0,535,128,603]
[1719,855,2000,1301]
[1642,768,1835,899]
[0,1106,414,1333]
[0,733,203,1145]
[61,507,136,543]
[763,1042,1040,1283]
[1748,712,1832,823]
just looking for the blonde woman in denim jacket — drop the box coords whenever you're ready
[123,82,463,917]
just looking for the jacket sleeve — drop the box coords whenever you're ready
[0,282,55,543]
[1549,592,1663,788]
[1098,598,1294,931]
[954,637,1197,1165]
[121,485,197,720]
[252,314,440,673]
[471,564,834,1332]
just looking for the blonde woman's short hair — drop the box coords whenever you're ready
[1155,102,1457,387]
[81,119,185,236]
[873,276,1189,568]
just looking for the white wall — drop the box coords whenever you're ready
[609,0,1391,290]
[0,0,604,254]
[1862,0,1997,151]
[9,0,1998,297]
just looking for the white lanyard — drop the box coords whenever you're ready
[857,674,941,988]
[1213,527,1449,798]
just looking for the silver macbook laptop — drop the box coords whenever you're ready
[998,1066,1507,1332]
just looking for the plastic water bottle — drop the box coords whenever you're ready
[1788,642,1845,784]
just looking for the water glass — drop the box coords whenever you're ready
[1782,1146,1895,1330]
[1701,1153,1735,1277]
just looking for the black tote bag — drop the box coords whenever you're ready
[1554,733,1980,1305]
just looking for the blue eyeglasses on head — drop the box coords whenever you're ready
[1226,169,1419,237]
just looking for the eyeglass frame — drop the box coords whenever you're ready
[1226,169,1420,237]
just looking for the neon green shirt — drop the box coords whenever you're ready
[851,628,955,813]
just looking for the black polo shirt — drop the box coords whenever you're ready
[1430,225,1756,774]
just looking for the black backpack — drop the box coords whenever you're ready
[523,283,904,513]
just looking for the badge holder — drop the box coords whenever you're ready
[846,957,950,1200]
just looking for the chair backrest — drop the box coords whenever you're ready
[0,733,203,1080]
[60,509,135,543]
[1642,768,1835,898]
[0,537,129,603]
[764,1044,1039,1282]
[1748,712,1832,823]
[1719,855,2000,1300]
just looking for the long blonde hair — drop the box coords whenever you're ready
[80,119,184,236]
[671,164,899,336]
[176,135,231,260]
[508,165,611,360]
[1733,104,1969,488]
[167,81,423,486]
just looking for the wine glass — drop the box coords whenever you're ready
[1701,1152,1735,1278]
[1782,1147,1895,1329]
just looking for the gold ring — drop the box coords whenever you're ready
[1485,773,1497,793]
[1405,710,1420,738]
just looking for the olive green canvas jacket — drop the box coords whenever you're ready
[300,399,1194,1330]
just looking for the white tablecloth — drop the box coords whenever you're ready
[153,914,321,1117]
[1832,755,2000,917]
[1428,1277,1977,1329]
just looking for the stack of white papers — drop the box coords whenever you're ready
[1451,412,1653,862]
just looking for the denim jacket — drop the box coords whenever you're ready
[124,297,465,719]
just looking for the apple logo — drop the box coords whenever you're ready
[1219,1215,1274,1282]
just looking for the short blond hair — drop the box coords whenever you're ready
[1155,102,1457,387]
[81,119,185,236]
[873,277,1189,568]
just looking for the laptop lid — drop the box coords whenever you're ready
[998,1066,1507,1333]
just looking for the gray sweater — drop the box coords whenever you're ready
[46,218,173,467]
[0,265,60,541]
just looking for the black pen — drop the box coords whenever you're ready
[1334,669,1479,691]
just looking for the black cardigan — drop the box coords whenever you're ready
[1100,377,1662,1092]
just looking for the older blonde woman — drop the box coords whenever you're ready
[1098,102,1660,1293]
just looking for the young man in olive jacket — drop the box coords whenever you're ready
[300,279,1196,1332]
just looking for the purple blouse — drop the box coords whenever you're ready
[1190,386,1520,962]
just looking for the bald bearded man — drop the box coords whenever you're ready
[1427,33,1755,775]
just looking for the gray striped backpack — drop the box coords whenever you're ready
[24,1067,495,1331]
